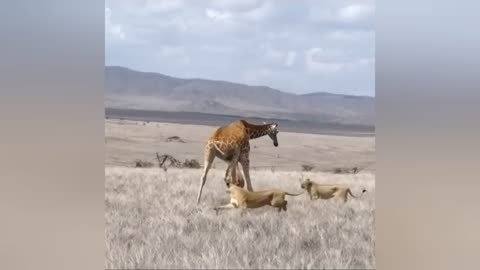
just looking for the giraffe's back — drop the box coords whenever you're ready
[210,120,248,141]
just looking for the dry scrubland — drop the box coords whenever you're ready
[105,119,375,172]
[105,119,375,269]
[105,168,375,269]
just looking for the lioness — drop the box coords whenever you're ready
[214,183,303,214]
[300,178,366,202]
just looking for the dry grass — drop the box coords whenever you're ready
[105,167,375,269]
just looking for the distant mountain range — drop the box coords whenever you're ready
[105,66,375,126]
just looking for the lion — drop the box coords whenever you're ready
[214,183,303,214]
[300,178,366,202]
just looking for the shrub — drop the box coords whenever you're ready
[134,159,154,168]
[333,167,360,174]
[302,164,314,172]
[332,168,340,174]
[183,159,201,169]
[166,136,185,143]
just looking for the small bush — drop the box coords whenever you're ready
[134,159,154,168]
[333,167,360,174]
[302,164,314,172]
[183,159,201,169]
[166,136,185,143]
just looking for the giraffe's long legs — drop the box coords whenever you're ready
[223,162,244,187]
[224,162,231,185]
[234,163,245,188]
[239,155,253,191]
[197,147,215,204]
[225,150,241,186]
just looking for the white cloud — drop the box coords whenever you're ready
[200,45,236,53]
[284,51,297,67]
[261,44,297,67]
[266,31,290,40]
[324,30,375,42]
[305,48,343,73]
[145,0,184,13]
[209,0,261,12]
[105,0,375,95]
[158,46,185,57]
[243,1,274,22]
[308,2,374,24]
[205,8,233,21]
[105,7,126,41]
[305,48,373,74]
[156,46,190,64]
[205,2,273,23]
[262,44,283,62]
[338,4,375,22]
[307,7,337,23]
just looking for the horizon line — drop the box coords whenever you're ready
[105,65,375,98]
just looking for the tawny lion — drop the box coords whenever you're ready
[214,183,303,214]
[300,178,366,203]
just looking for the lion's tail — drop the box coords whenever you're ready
[348,188,367,199]
[285,191,304,197]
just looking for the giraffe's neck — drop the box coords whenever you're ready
[245,123,271,140]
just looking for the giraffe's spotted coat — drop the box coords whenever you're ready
[197,120,279,204]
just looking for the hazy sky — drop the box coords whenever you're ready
[106,0,375,96]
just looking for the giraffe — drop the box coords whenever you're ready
[196,119,280,204]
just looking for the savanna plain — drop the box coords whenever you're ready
[105,119,375,269]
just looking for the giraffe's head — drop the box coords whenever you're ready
[264,122,279,147]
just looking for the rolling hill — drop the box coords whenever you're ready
[105,66,374,126]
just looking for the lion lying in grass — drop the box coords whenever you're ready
[214,183,303,214]
[300,178,366,202]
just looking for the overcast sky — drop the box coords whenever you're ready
[106,0,375,96]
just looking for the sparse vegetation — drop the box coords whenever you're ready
[166,136,185,143]
[105,168,375,269]
[105,119,376,269]
[333,167,361,174]
[134,159,154,168]
[302,164,315,172]
[155,153,200,169]
[182,159,201,169]
[156,153,182,169]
